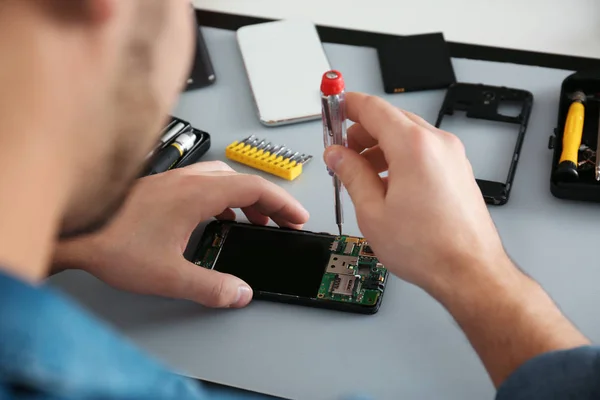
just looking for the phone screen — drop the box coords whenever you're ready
[213,224,335,298]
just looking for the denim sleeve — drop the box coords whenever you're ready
[0,271,211,400]
[496,346,600,400]
[0,269,372,400]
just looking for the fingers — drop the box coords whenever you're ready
[400,110,440,133]
[347,123,378,153]
[174,259,253,308]
[381,175,389,191]
[215,208,236,221]
[176,162,309,228]
[347,111,438,155]
[182,160,235,174]
[245,191,306,229]
[324,145,385,210]
[194,174,309,228]
[360,146,388,173]
[345,93,447,154]
[345,92,414,146]
[241,206,270,226]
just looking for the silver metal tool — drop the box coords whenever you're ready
[274,146,287,156]
[255,139,267,149]
[158,122,186,149]
[301,155,313,164]
[262,143,274,152]
[290,153,304,163]
[241,135,255,144]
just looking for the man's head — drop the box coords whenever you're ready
[15,0,195,237]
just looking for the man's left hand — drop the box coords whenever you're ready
[51,161,309,308]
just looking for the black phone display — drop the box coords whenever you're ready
[193,221,389,314]
[435,83,533,205]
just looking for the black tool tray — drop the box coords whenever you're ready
[549,70,600,202]
[140,116,211,177]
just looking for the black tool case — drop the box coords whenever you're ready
[549,71,600,202]
[140,116,211,177]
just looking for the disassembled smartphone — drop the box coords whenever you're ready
[194,221,389,314]
[435,83,533,205]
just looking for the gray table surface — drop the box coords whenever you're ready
[49,27,600,400]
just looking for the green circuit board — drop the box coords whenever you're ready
[316,235,387,306]
[194,224,388,307]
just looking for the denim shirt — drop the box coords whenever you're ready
[0,269,599,400]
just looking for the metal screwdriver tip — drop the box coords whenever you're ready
[263,143,274,152]
[290,153,303,162]
[269,145,281,155]
[300,155,313,164]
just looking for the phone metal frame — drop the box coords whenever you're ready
[435,83,534,205]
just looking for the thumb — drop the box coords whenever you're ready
[324,146,385,209]
[175,260,253,308]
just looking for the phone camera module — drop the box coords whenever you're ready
[483,91,496,102]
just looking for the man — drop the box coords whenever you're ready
[0,0,598,399]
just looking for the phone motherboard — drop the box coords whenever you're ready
[319,235,387,306]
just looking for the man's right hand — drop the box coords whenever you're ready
[323,92,507,293]
[324,92,590,388]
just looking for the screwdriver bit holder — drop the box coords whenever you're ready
[225,135,312,181]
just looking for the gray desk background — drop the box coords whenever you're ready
[49,27,600,400]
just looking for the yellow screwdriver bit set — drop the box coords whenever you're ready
[225,135,313,181]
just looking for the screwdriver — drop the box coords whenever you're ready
[553,90,586,182]
[148,131,196,175]
[320,70,348,236]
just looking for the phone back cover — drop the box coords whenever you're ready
[237,19,331,126]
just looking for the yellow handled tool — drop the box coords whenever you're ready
[554,91,586,182]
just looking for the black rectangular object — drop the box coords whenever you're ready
[549,70,600,202]
[184,24,216,91]
[435,83,533,205]
[214,224,332,298]
[377,32,456,93]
